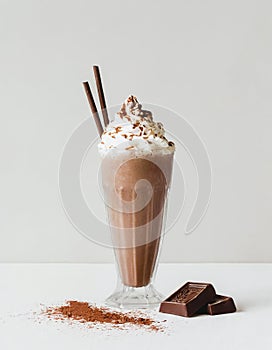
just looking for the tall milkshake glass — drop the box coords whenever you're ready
[101,148,174,309]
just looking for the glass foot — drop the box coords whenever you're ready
[105,284,164,309]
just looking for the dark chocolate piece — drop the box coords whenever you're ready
[203,295,236,315]
[159,282,216,317]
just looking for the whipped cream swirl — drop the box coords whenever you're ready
[98,96,175,156]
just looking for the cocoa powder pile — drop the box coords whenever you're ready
[44,301,163,332]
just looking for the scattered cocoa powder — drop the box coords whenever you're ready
[43,301,163,332]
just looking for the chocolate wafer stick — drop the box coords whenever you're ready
[82,81,104,137]
[93,65,109,127]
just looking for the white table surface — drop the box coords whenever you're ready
[0,263,271,349]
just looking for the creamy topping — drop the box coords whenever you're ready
[98,96,175,156]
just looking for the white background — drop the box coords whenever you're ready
[0,0,271,263]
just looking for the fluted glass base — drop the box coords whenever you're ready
[105,283,164,309]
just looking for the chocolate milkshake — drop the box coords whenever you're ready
[99,96,175,307]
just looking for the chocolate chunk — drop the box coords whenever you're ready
[200,295,236,315]
[159,282,216,317]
